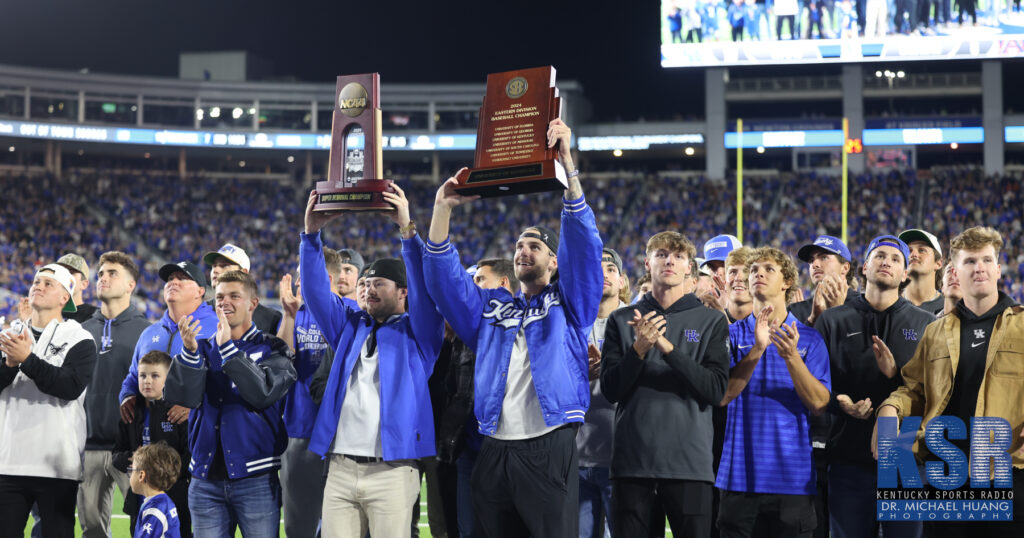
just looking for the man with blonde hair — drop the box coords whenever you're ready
[601,231,730,537]
[874,226,1024,536]
[717,247,831,538]
[722,246,756,323]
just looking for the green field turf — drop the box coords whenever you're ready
[24,480,676,537]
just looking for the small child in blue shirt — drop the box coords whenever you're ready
[129,443,182,538]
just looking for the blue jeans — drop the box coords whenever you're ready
[189,473,281,538]
[578,466,612,538]
[828,463,921,538]
[456,447,478,537]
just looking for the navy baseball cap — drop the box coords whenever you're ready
[158,261,208,289]
[797,235,852,263]
[701,235,742,269]
[864,235,911,268]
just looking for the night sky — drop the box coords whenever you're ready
[0,0,727,121]
[1,1,1019,120]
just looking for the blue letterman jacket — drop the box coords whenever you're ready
[422,195,604,436]
[164,325,296,479]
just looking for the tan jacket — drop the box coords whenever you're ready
[881,303,1024,468]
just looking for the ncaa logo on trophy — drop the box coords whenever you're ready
[311,73,394,212]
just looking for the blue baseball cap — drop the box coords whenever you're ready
[864,235,911,268]
[797,235,852,263]
[701,235,742,269]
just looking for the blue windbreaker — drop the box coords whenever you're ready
[118,302,218,404]
[422,195,603,436]
[301,232,444,461]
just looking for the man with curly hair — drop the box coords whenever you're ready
[717,247,831,538]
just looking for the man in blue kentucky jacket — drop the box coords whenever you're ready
[164,269,296,538]
[423,119,604,538]
[300,183,444,538]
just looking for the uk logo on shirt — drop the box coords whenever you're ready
[685,330,700,343]
[974,329,986,340]
[902,329,918,341]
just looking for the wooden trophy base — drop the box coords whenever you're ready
[453,160,567,198]
[312,179,395,212]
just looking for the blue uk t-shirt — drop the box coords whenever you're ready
[134,492,180,538]
[716,311,831,495]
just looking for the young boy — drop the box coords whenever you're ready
[112,351,191,537]
[129,443,182,538]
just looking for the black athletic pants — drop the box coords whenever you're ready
[0,475,79,538]
[470,425,578,538]
[612,477,713,538]
[718,490,817,538]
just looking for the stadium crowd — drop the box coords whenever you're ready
[1,120,1023,538]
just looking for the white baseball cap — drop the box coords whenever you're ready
[898,229,942,258]
[35,264,77,313]
[202,243,251,271]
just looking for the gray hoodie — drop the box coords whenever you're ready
[82,304,150,450]
[600,293,730,481]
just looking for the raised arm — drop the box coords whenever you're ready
[423,176,486,348]
[300,192,360,348]
[549,120,603,329]
[548,119,581,201]
[385,183,445,367]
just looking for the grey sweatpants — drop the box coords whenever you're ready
[280,437,326,538]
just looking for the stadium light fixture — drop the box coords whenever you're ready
[612,149,623,157]
[239,160,246,167]
[287,155,295,163]
[232,107,243,119]
[210,107,221,119]
[684,147,695,156]
[248,108,256,115]
[950,142,959,150]
[897,71,905,78]
[756,146,765,154]
[7,146,13,152]
[196,109,204,120]
[875,71,882,77]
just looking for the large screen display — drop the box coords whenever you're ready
[660,0,1024,67]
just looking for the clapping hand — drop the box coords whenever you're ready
[279,274,302,318]
[177,315,202,353]
[872,336,898,378]
[629,309,667,357]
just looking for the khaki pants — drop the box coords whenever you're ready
[77,450,130,538]
[321,454,420,538]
